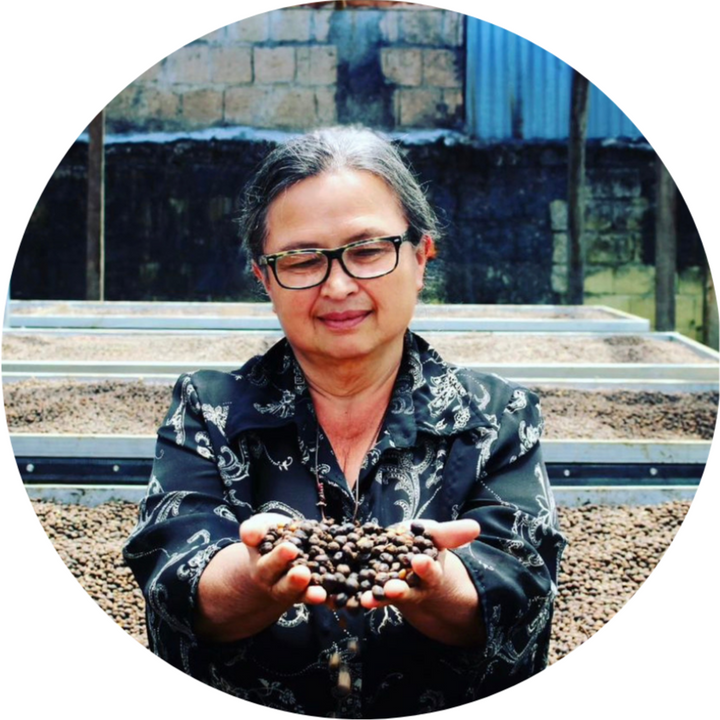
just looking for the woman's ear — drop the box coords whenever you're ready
[414,235,434,292]
[425,236,437,260]
[252,262,271,298]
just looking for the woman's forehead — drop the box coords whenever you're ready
[265,169,405,249]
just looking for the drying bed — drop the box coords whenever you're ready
[7,301,650,333]
[29,498,692,667]
[3,329,715,365]
[4,378,717,441]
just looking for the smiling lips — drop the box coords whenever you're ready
[318,310,371,331]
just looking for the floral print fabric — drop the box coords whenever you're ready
[123,332,567,718]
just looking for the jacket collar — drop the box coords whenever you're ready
[224,332,495,446]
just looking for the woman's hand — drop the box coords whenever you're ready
[194,513,327,643]
[239,513,328,605]
[360,519,485,647]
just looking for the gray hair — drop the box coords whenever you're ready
[237,126,440,262]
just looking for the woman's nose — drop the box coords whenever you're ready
[320,257,359,297]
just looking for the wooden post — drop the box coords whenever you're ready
[567,70,590,305]
[86,109,105,300]
[703,257,718,349]
[654,158,677,331]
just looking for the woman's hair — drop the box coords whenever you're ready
[237,125,440,262]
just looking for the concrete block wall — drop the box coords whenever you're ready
[16,135,713,348]
[105,4,464,133]
[550,187,709,341]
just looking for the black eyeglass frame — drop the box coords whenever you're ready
[257,231,417,290]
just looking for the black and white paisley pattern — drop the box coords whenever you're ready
[153,490,192,523]
[276,603,310,628]
[505,388,528,414]
[375,449,422,520]
[254,388,295,419]
[177,538,218,595]
[472,424,500,480]
[427,368,467,417]
[213,504,239,523]
[256,500,304,518]
[532,462,559,537]
[217,445,250,485]
[194,431,214,460]
[165,375,200,445]
[518,418,542,456]
[202,403,229,435]
[124,332,567,718]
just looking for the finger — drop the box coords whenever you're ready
[255,541,299,585]
[411,553,443,586]
[388,519,438,534]
[271,563,313,603]
[382,578,411,602]
[360,589,390,610]
[240,513,292,547]
[426,519,480,550]
[301,584,327,605]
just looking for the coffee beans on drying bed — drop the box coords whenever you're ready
[258,518,438,609]
[30,499,693,668]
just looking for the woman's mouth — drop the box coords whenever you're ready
[318,310,370,330]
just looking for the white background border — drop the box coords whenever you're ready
[1,2,717,718]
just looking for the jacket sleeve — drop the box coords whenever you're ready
[122,371,255,653]
[448,384,567,684]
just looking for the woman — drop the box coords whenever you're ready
[124,126,566,718]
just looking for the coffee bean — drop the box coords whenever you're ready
[345,576,360,593]
[406,572,420,588]
[336,665,352,697]
[29,498,693,673]
[256,517,441,606]
[328,651,341,671]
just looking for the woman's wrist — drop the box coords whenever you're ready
[398,551,484,646]
[194,543,279,643]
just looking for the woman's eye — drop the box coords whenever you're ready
[281,254,324,272]
[347,243,390,262]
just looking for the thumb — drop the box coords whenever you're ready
[426,519,480,551]
[240,512,292,547]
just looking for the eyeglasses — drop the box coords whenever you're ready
[257,231,417,290]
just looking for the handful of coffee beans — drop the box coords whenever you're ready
[258,518,439,612]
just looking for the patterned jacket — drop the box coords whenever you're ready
[123,331,567,718]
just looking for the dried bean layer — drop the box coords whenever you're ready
[258,518,438,609]
[31,499,691,665]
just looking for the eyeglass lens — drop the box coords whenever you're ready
[275,238,398,288]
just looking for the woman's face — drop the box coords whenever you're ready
[255,169,429,368]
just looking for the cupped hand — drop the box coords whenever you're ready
[195,513,327,643]
[358,518,483,645]
[360,518,480,610]
[240,513,327,606]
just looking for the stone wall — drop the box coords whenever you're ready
[106,4,464,133]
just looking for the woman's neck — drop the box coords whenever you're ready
[294,337,404,432]
[295,338,404,490]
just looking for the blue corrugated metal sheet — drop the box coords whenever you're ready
[466,17,642,140]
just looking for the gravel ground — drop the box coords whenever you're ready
[30,498,692,666]
[4,378,717,439]
[3,331,714,364]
